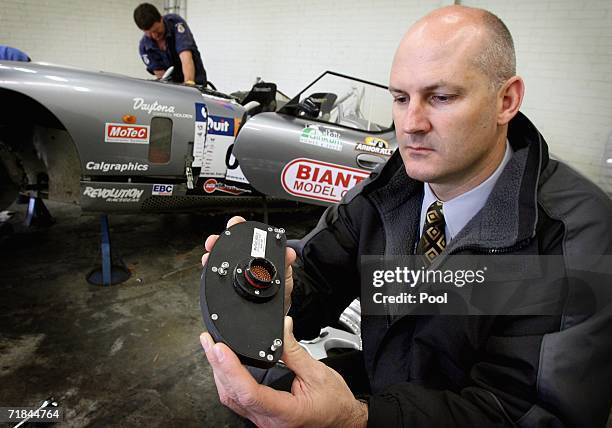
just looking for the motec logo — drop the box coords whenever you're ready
[105,123,150,144]
[281,158,370,203]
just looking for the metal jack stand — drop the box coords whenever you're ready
[24,195,54,227]
[86,214,131,286]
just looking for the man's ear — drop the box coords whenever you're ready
[497,76,525,126]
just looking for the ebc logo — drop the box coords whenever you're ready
[105,123,150,144]
[207,116,234,136]
[152,184,173,196]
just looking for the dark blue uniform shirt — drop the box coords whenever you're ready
[138,14,206,85]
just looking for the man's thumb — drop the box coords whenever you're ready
[281,316,319,376]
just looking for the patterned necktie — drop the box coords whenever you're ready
[416,200,446,265]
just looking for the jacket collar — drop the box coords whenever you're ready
[365,112,548,255]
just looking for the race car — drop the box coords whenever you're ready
[0,62,396,213]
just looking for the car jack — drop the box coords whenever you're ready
[86,214,131,286]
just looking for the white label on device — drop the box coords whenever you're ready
[251,228,267,258]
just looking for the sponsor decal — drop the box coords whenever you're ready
[355,136,393,156]
[142,54,150,65]
[85,161,149,172]
[133,97,175,114]
[83,186,144,203]
[207,115,235,136]
[203,178,251,195]
[299,125,343,151]
[105,123,150,144]
[152,184,173,196]
[196,103,208,122]
[132,97,192,119]
[281,158,370,203]
[192,102,208,168]
[176,22,185,33]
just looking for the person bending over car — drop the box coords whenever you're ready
[133,3,206,86]
[200,5,612,427]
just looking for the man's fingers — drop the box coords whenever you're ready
[280,316,320,378]
[226,216,246,229]
[201,252,209,267]
[200,332,215,359]
[284,247,295,308]
[204,234,219,252]
[285,246,296,267]
[201,334,296,416]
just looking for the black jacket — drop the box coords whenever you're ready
[289,112,612,427]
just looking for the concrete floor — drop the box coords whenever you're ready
[0,200,321,427]
[1,200,611,427]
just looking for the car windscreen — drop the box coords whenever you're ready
[279,71,393,134]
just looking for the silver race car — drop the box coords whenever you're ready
[0,62,396,213]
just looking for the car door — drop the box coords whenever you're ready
[234,71,396,205]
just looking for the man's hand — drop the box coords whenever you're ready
[201,216,295,314]
[200,316,368,427]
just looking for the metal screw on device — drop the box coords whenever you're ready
[211,313,218,320]
[224,230,231,236]
[217,267,227,276]
[270,338,283,352]
[275,233,281,240]
[266,354,274,361]
[259,351,266,357]
[221,262,229,268]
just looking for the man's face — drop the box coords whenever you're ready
[144,19,165,41]
[389,24,503,191]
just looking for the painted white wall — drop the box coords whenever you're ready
[0,0,164,78]
[188,0,450,94]
[466,0,612,194]
[187,0,612,194]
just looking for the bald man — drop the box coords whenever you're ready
[200,6,612,427]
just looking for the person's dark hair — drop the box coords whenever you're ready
[475,10,516,89]
[134,3,162,30]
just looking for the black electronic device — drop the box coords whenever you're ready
[200,221,286,368]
